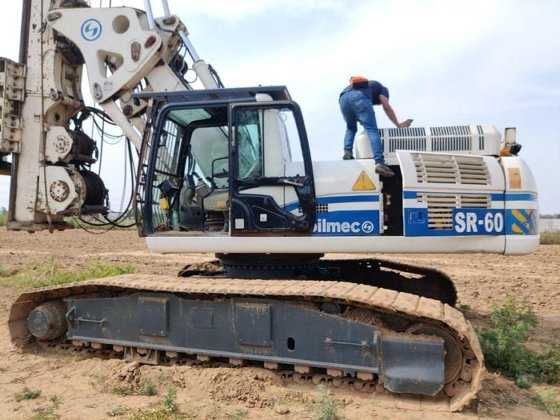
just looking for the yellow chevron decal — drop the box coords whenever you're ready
[511,224,524,234]
[512,209,527,224]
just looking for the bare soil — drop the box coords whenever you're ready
[0,230,558,419]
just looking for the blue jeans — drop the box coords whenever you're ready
[339,90,384,164]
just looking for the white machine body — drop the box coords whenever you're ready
[146,150,538,256]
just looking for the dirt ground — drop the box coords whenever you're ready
[0,230,558,419]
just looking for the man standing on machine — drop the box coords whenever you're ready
[339,76,413,177]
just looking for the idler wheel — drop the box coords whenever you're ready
[27,301,67,341]
[407,323,464,385]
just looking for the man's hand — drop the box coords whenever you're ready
[380,95,412,129]
[398,119,413,128]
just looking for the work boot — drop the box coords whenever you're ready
[375,163,395,178]
[343,150,354,160]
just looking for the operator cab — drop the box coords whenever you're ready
[140,86,316,237]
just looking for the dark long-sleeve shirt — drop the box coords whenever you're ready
[340,80,390,105]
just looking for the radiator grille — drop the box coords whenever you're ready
[381,127,427,152]
[430,126,472,152]
[456,156,489,185]
[378,126,490,162]
[477,125,485,150]
[413,153,489,185]
[426,194,456,230]
[424,194,490,230]
[459,194,490,208]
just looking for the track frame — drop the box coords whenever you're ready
[9,274,484,411]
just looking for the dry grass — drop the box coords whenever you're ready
[0,259,135,289]
[541,232,560,245]
[534,389,560,417]
[14,387,41,402]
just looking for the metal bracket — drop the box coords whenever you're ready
[324,338,371,348]
[76,317,107,325]
[66,306,106,326]
[0,57,26,154]
[124,346,162,365]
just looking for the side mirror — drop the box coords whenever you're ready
[211,156,229,181]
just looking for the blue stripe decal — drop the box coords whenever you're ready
[319,195,380,204]
[491,193,537,202]
[402,191,536,202]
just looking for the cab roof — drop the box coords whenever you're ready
[136,86,292,104]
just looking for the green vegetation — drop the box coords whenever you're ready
[479,299,560,388]
[49,395,62,409]
[129,387,186,420]
[162,387,178,414]
[227,409,248,420]
[112,379,158,397]
[15,387,42,402]
[30,407,59,420]
[0,259,135,289]
[313,386,340,420]
[0,207,7,226]
[28,395,63,419]
[107,405,129,417]
[0,264,10,278]
[139,379,158,397]
[111,384,135,397]
[534,389,560,417]
[129,409,179,420]
[541,232,560,245]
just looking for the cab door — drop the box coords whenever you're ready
[228,101,316,235]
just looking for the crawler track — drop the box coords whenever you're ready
[182,257,458,306]
[9,274,483,412]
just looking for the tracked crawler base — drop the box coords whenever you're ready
[9,265,483,412]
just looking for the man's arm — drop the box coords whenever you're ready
[379,95,413,128]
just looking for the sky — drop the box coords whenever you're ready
[0,0,559,213]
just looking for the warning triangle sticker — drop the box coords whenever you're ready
[352,171,376,191]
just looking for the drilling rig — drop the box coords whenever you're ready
[0,0,539,411]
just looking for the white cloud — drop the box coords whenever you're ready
[174,0,346,20]
[109,0,347,21]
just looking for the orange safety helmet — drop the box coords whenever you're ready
[350,76,369,86]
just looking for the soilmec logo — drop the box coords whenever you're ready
[361,221,375,234]
[81,19,103,41]
[314,219,376,235]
